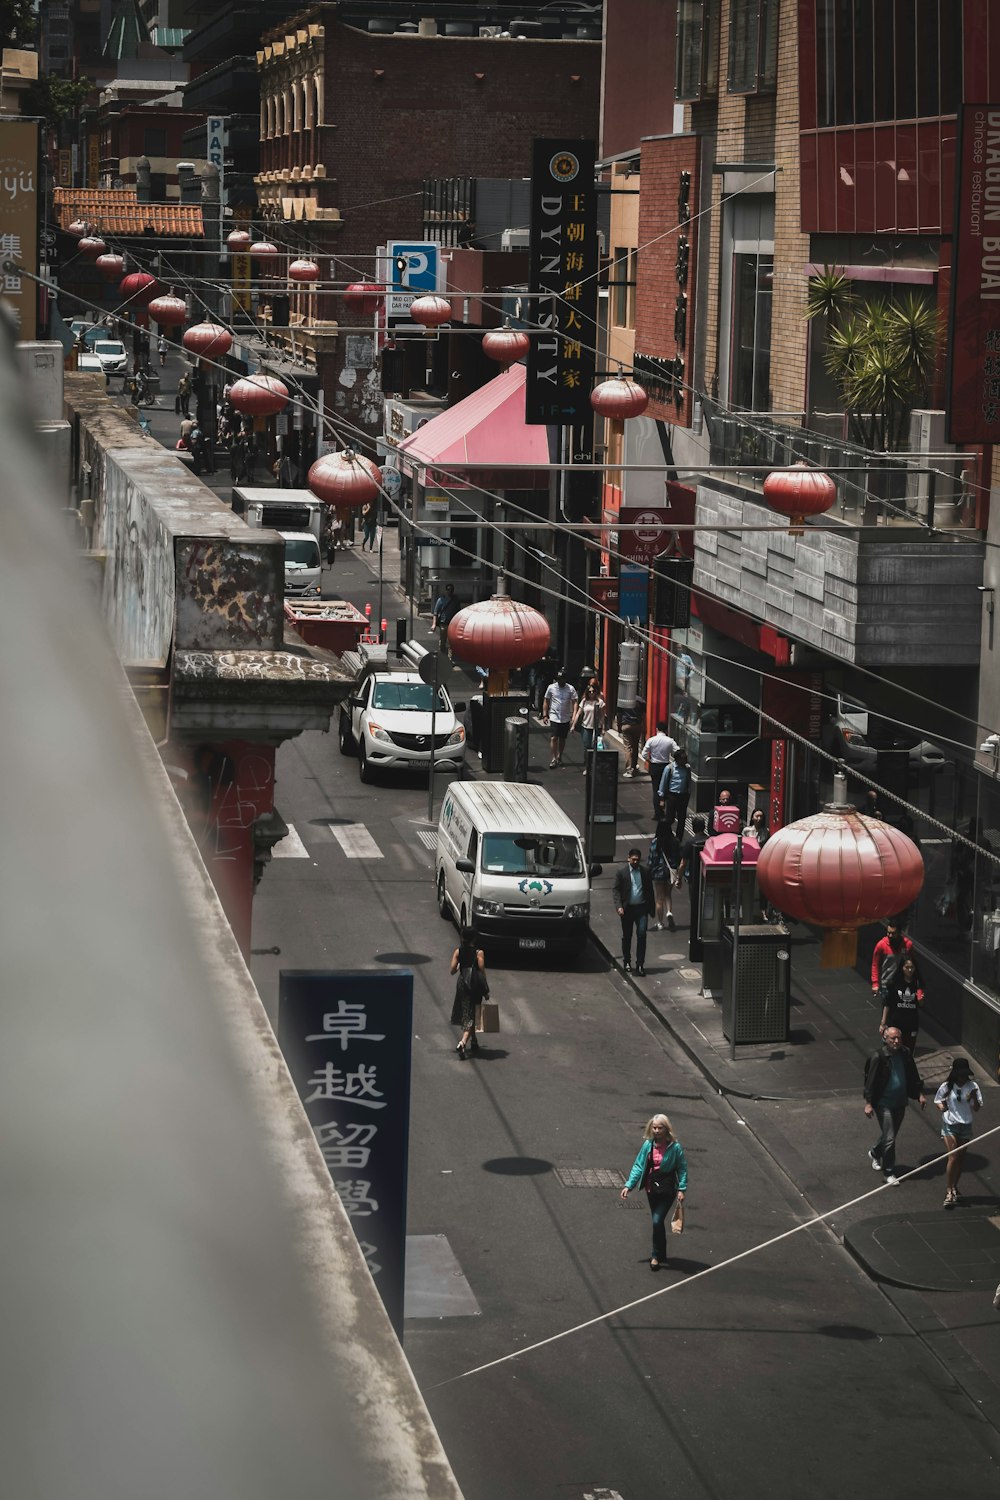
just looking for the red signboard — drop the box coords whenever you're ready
[948,105,1000,444]
[618,507,676,566]
[588,576,619,610]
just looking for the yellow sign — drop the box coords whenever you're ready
[0,120,39,340]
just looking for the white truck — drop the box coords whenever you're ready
[234,487,324,598]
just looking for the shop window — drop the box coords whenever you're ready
[730,254,773,412]
[610,245,636,329]
[676,0,720,102]
[816,0,959,126]
[728,0,778,95]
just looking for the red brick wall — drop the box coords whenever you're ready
[633,135,698,427]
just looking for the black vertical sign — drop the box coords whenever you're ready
[278,970,413,1335]
[525,138,598,425]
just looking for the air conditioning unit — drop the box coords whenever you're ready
[905,408,956,522]
[501,228,530,250]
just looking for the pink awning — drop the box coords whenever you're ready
[397,364,553,489]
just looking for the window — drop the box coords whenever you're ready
[816,0,958,126]
[728,0,778,95]
[676,0,720,102]
[481,834,584,879]
[144,127,167,156]
[610,245,636,329]
[730,253,773,410]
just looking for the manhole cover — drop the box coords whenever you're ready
[555,1167,624,1188]
[678,967,701,981]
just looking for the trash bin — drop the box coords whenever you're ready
[481,693,528,773]
[721,923,791,1043]
[503,716,529,782]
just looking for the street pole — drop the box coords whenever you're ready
[427,649,438,824]
[730,831,743,1062]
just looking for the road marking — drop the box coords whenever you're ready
[272,823,309,858]
[331,823,383,860]
[415,828,437,850]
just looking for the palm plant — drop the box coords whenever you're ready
[806,269,941,451]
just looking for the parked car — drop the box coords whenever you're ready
[822,693,945,770]
[69,320,105,348]
[339,667,466,783]
[91,339,129,375]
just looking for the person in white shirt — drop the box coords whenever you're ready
[935,1057,983,1208]
[542,670,578,769]
[640,721,679,819]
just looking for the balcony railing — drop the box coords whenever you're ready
[702,400,978,532]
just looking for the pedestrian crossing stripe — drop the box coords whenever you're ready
[331,823,383,859]
[272,823,309,858]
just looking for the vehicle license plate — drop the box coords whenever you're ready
[519,937,546,950]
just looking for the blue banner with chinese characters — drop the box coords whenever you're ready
[278,970,413,1335]
[525,137,598,425]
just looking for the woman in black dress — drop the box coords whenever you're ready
[879,954,924,1056]
[449,926,488,1059]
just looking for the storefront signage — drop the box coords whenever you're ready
[525,138,598,426]
[386,240,440,319]
[618,562,649,623]
[207,117,225,205]
[949,105,1000,443]
[0,120,38,339]
[278,970,413,1334]
[588,575,619,610]
[619,506,676,566]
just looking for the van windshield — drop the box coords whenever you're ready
[285,539,320,566]
[481,833,583,878]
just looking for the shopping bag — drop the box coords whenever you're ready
[476,1000,500,1033]
[670,1200,685,1235]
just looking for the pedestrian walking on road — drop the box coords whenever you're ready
[863,1026,926,1185]
[620,1114,688,1271]
[648,826,679,931]
[640,721,679,819]
[618,693,645,778]
[935,1057,983,1208]
[871,919,914,1000]
[542,669,578,769]
[613,848,656,976]
[658,748,692,836]
[572,679,606,763]
[879,954,924,1055]
[360,500,379,551]
[450,926,488,1059]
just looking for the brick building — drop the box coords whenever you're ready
[601,0,1000,1071]
[252,3,601,434]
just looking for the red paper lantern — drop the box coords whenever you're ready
[96,253,125,281]
[250,239,280,270]
[182,321,233,359]
[228,375,290,417]
[756,803,924,967]
[307,451,382,509]
[148,294,187,328]
[343,282,384,315]
[227,229,252,252]
[67,219,88,238]
[410,294,452,328]
[763,462,837,534]
[590,376,649,421]
[482,324,531,368]
[119,272,159,307]
[78,235,106,259]
[288,258,320,283]
[447,591,551,669]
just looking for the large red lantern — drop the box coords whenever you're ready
[227,228,252,252]
[482,323,530,368]
[182,321,233,360]
[67,219,88,238]
[307,450,381,509]
[590,376,649,421]
[96,252,125,281]
[763,462,837,535]
[288,258,320,283]
[447,585,550,683]
[148,294,187,328]
[410,294,452,329]
[77,235,106,259]
[119,272,159,307]
[343,282,384,316]
[250,239,280,273]
[756,800,924,967]
[228,375,289,416]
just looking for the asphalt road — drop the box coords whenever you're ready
[135,353,1000,1496]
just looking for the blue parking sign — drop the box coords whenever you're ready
[386,241,440,319]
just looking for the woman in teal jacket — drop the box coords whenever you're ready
[620,1114,688,1271]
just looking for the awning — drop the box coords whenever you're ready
[396,364,554,490]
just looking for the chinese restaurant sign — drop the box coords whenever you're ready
[278,970,413,1335]
[0,120,39,340]
[525,138,598,425]
[949,105,1000,444]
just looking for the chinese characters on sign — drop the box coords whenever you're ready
[0,120,39,340]
[525,138,598,425]
[278,971,413,1334]
[949,105,1000,444]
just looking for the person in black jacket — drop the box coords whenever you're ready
[613,848,657,976]
[863,1027,926,1185]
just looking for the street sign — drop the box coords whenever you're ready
[619,507,676,566]
[382,467,403,500]
[386,241,440,319]
[207,117,226,206]
[619,563,649,623]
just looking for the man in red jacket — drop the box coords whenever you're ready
[870,920,913,999]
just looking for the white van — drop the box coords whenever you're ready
[435,780,598,955]
[280,530,321,597]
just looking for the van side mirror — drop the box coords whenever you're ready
[588,863,603,878]
[455,858,475,874]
